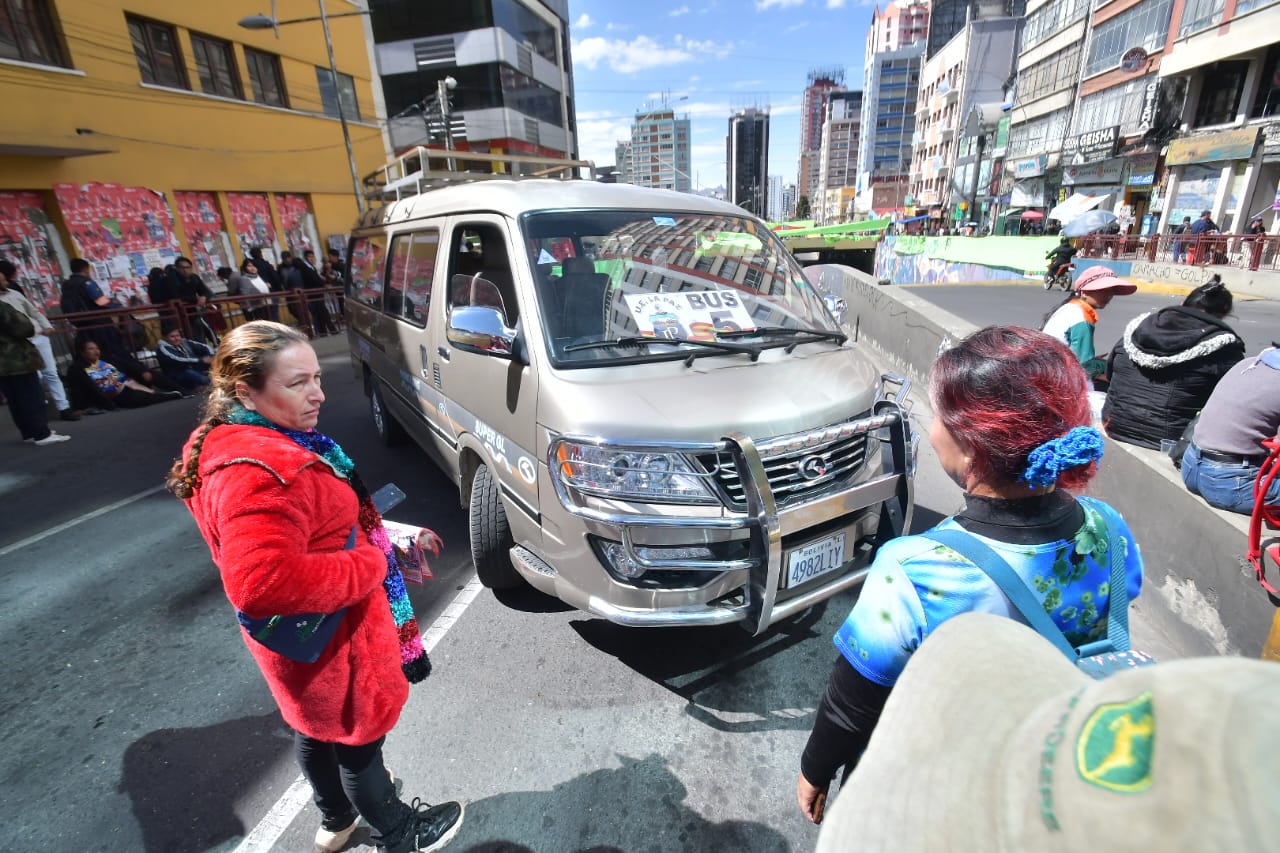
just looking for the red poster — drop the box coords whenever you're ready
[53,182,180,303]
[226,192,277,262]
[0,191,67,310]
[174,191,229,276]
[275,193,315,255]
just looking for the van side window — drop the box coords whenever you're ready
[386,229,439,327]
[448,224,518,326]
[347,235,387,308]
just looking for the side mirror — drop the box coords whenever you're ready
[447,305,516,358]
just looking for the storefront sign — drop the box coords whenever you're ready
[1011,179,1045,207]
[1165,127,1260,166]
[1121,47,1149,73]
[1136,79,1160,135]
[1064,126,1120,161]
[1127,152,1158,186]
[1273,179,1280,211]
[1062,157,1127,186]
[1011,154,1048,178]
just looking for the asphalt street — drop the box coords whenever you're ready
[0,333,1190,853]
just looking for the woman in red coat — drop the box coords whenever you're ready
[168,321,463,853]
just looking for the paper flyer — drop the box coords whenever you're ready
[623,290,756,341]
[382,520,436,585]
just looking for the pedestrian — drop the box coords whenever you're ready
[813,612,1280,853]
[300,249,338,336]
[1180,342,1280,515]
[146,266,177,306]
[167,321,464,853]
[224,261,272,321]
[1187,209,1219,264]
[1041,266,1137,389]
[156,321,214,390]
[0,296,71,444]
[169,256,220,345]
[1171,216,1191,263]
[0,260,78,421]
[1102,277,1244,450]
[796,326,1143,825]
[278,250,310,332]
[60,257,125,354]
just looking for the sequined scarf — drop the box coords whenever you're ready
[226,404,431,683]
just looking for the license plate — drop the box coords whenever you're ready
[784,532,847,588]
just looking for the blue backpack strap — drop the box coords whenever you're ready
[921,527,1078,661]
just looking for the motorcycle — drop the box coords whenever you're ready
[1044,262,1074,291]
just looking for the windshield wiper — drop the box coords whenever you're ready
[563,335,762,365]
[717,325,848,351]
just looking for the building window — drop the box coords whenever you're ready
[316,66,361,120]
[1075,75,1153,136]
[0,0,67,66]
[1193,60,1249,127]
[127,15,187,89]
[1085,0,1174,77]
[190,33,241,99]
[1251,44,1280,119]
[1177,0,1225,36]
[245,47,288,107]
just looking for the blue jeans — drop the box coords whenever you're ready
[1181,443,1280,515]
[166,368,210,390]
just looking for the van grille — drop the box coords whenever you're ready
[698,422,872,509]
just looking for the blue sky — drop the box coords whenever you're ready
[568,0,873,193]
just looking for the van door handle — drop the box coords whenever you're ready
[437,346,450,361]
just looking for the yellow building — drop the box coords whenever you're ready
[0,0,385,309]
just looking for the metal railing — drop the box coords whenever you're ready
[1074,233,1280,271]
[362,146,597,202]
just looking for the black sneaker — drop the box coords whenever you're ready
[381,798,463,853]
[59,409,81,421]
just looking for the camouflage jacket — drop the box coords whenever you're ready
[0,298,43,376]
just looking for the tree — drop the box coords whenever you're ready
[794,195,811,220]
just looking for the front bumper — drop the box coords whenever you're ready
[542,375,917,635]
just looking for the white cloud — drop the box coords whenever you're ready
[783,21,809,33]
[826,0,848,7]
[573,13,592,29]
[573,34,731,73]
[755,0,806,9]
[670,4,691,15]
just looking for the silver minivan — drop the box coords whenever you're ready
[347,151,915,634]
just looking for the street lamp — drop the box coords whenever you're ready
[437,76,457,170]
[239,4,368,213]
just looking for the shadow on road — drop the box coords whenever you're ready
[414,753,789,853]
[118,711,292,853]
[493,584,576,614]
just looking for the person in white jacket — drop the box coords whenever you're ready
[0,260,79,421]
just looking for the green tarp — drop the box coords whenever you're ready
[893,235,1063,273]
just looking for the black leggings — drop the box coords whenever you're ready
[293,732,412,844]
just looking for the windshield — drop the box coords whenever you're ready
[521,209,839,366]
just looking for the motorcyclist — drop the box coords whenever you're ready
[1045,236,1077,279]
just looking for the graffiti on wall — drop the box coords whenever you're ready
[275,194,319,256]
[0,191,68,310]
[53,182,181,302]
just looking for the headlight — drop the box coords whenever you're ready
[552,440,717,503]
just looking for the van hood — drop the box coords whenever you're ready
[537,344,882,443]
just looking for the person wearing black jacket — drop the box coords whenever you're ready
[298,250,338,336]
[167,256,220,344]
[1102,278,1245,450]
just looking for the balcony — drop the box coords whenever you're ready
[938,121,955,140]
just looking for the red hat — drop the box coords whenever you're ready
[1074,266,1137,295]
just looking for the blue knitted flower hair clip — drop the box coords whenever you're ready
[1022,426,1105,488]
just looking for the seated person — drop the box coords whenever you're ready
[156,322,214,390]
[67,338,183,410]
[1181,343,1280,514]
[1102,278,1244,450]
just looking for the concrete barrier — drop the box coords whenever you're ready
[808,263,1273,657]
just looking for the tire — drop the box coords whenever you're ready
[369,379,407,447]
[469,464,523,589]
[1044,274,1054,290]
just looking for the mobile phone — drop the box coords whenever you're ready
[371,482,407,514]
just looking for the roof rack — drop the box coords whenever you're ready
[362,146,597,202]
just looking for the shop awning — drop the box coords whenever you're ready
[1048,192,1108,222]
[1020,210,1045,219]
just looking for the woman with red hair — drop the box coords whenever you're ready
[797,325,1144,824]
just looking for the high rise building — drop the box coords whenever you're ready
[371,0,577,160]
[728,108,770,215]
[767,175,785,222]
[860,1,929,215]
[927,0,1027,58]
[616,104,693,191]
[817,91,864,223]
[798,68,846,205]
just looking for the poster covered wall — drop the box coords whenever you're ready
[53,182,181,303]
[226,192,277,263]
[275,193,319,256]
[174,191,232,280]
[0,191,68,310]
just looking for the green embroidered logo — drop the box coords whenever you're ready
[1075,692,1154,792]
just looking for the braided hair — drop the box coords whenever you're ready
[167,321,310,499]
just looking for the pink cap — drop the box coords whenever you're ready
[1074,266,1137,295]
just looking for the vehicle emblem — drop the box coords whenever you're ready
[798,455,828,480]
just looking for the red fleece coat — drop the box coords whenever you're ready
[183,424,408,745]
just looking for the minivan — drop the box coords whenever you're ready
[346,149,915,634]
